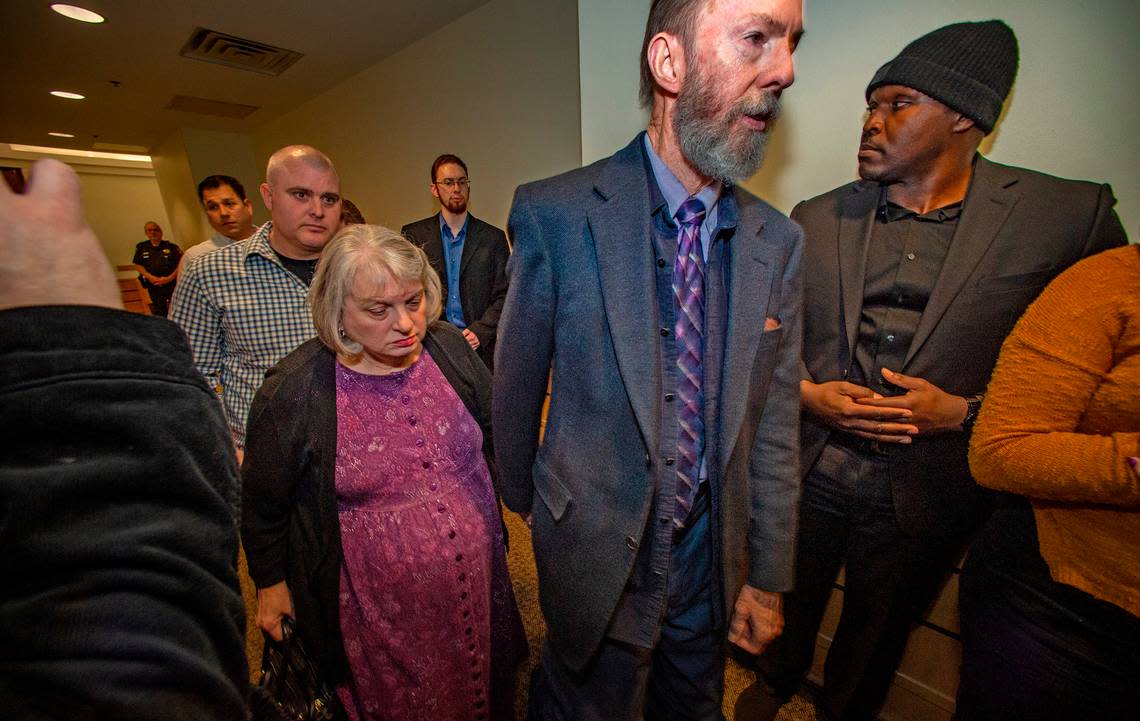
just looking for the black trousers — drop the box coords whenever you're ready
[144,281,175,316]
[753,441,960,721]
[955,500,1140,721]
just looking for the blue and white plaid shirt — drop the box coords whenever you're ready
[170,222,316,447]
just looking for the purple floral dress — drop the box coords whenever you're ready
[333,350,524,721]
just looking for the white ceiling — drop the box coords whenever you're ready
[0,0,491,153]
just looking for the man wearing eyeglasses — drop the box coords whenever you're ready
[402,154,510,370]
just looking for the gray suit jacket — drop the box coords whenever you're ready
[798,155,1127,540]
[402,214,510,368]
[493,135,803,670]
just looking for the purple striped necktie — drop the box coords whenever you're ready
[673,196,707,528]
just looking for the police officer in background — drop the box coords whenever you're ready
[132,220,182,316]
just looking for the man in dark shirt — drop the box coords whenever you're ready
[132,220,182,316]
[736,20,1127,721]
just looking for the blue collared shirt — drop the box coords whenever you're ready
[440,213,468,328]
[643,135,721,485]
[643,135,722,260]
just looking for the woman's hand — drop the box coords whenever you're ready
[256,581,294,642]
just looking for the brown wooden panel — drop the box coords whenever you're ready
[117,277,152,315]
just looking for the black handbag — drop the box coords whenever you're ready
[248,616,338,721]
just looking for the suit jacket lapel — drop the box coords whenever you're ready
[458,216,479,277]
[904,156,1020,366]
[588,138,661,453]
[718,193,771,468]
[838,184,878,368]
[424,218,448,288]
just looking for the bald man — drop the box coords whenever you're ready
[171,145,342,451]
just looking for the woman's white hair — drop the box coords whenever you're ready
[310,223,442,359]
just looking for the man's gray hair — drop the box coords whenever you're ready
[310,224,442,360]
[639,0,706,108]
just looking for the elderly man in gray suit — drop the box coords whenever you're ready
[736,20,1128,721]
[493,0,805,718]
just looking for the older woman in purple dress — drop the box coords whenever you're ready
[241,224,525,721]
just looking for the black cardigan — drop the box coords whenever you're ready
[241,321,496,681]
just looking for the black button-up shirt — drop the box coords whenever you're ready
[849,192,961,395]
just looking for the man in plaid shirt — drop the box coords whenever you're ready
[171,145,342,455]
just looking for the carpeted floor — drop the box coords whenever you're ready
[237,511,818,720]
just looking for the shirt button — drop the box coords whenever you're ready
[657,258,666,268]
[660,328,670,337]
[906,252,916,260]
[408,417,417,427]
[625,536,638,550]
[422,461,431,469]
[665,458,675,466]
[886,334,895,343]
[664,393,675,402]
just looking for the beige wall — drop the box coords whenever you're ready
[578,0,650,165]
[76,169,174,266]
[150,129,208,251]
[181,128,267,226]
[578,0,1139,238]
[0,149,171,266]
[252,0,581,234]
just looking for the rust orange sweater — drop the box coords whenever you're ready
[969,244,1140,617]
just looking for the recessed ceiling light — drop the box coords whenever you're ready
[50,4,106,23]
[50,90,85,100]
[48,132,76,138]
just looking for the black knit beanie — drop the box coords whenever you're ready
[866,20,1019,133]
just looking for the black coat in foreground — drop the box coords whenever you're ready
[0,306,248,721]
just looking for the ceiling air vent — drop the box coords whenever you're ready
[180,27,304,76]
[166,95,260,119]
